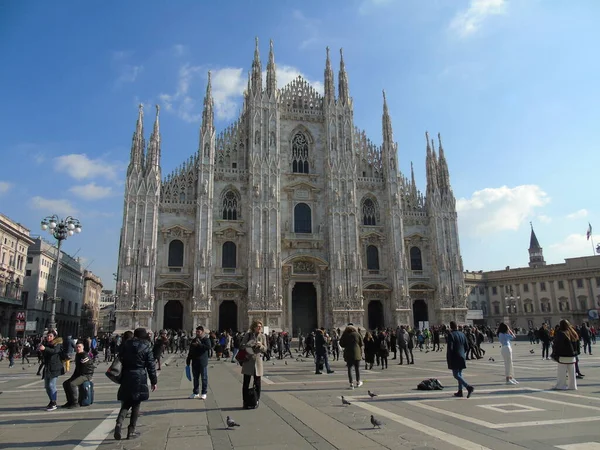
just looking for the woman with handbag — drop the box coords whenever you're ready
[551,319,578,390]
[114,328,158,440]
[239,320,266,409]
[497,323,518,385]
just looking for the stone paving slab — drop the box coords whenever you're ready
[0,342,599,449]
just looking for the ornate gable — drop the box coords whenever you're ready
[279,76,324,120]
[160,225,194,243]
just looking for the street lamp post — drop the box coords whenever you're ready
[504,287,520,329]
[41,215,82,333]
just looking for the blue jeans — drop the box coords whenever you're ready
[316,352,332,372]
[44,376,58,401]
[231,348,239,362]
[191,360,208,395]
[452,369,469,391]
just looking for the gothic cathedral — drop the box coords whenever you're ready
[114,39,467,334]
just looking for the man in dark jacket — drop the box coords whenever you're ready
[446,321,474,398]
[62,341,95,408]
[114,328,157,440]
[186,326,211,400]
[314,328,334,375]
[39,331,64,411]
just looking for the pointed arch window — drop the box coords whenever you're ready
[366,245,379,271]
[222,191,238,220]
[292,132,309,174]
[362,198,378,225]
[168,240,184,267]
[294,203,312,233]
[410,246,423,271]
[222,242,237,269]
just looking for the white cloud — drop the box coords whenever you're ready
[358,0,393,15]
[111,50,143,86]
[292,10,321,49]
[456,185,550,235]
[0,181,12,195]
[537,214,552,224]
[159,63,324,123]
[30,196,78,216]
[566,209,588,220]
[549,233,596,260]
[449,0,507,38]
[54,154,121,181]
[69,182,113,200]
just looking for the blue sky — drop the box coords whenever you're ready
[1,0,599,289]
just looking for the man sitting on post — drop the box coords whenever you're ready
[62,341,95,408]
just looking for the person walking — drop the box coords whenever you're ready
[240,320,267,409]
[446,321,474,398]
[363,332,376,370]
[339,323,363,389]
[314,328,334,375]
[62,341,94,408]
[580,322,592,355]
[377,331,389,369]
[551,319,578,390]
[497,323,518,385]
[114,328,158,440]
[38,331,64,411]
[396,326,410,365]
[186,326,211,400]
[539,323,551,360]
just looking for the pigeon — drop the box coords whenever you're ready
[272,362,276,365]
[370,415,383,428]
[22,367,25,370]
[368,390,377,399]
[296,358,300,362]
[300,358,305,363]
[226,416,240,429]
[164,362,169,366]
[489,357,495,362]
[341,396,351,406]
[285,361,288,365]
[530,349,535,354]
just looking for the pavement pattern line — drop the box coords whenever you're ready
[0,407,116,418]
[352,400,493,450]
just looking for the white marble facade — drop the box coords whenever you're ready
[114,40,467,335]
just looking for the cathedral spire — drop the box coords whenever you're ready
[146,105,161,171]
[266,39,276,98]
[437,133,451,191]
[528,222,546,268]
[251,36,262,96]
[338,48,350,105]
[410,161,418,197]
[201,71,214,135]
[324,46,335,105]
[382,90,394,144]
[127,104,145,175]
[425,132,439,193]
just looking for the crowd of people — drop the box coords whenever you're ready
[0,318,595,440]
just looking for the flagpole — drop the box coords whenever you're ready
[592,234,596,256]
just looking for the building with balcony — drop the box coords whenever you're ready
[464,226,600,329]
[22,237,84,336]
[81,270,103,337]
[0,213,35,337]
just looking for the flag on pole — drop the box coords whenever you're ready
[587,223,592,241]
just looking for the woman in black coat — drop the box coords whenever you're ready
[114,328,158,440]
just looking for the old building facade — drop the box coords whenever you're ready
[115,40,466,334]
[81,270,103,336]
[23,237,84,336]
[464,227,600,329]
[0,213,35,337]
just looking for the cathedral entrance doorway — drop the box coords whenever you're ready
[218,301,237,333]
[368,300,384,331]
[292,282,317,337]
[163,300,183,331]
[412,299,428,329]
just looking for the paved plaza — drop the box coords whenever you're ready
[0,342,599,450]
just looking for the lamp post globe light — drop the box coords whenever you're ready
[40,215,82,333]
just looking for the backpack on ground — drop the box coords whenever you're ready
[244,386,258,409]
[417,378,444,391]
[79,380,94,406]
